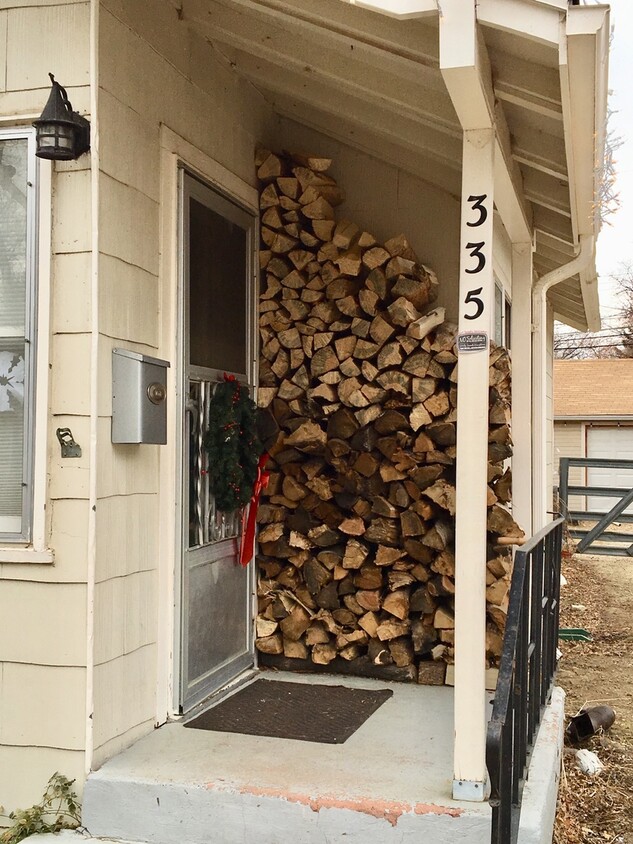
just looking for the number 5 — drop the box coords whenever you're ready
[464,287,484,320]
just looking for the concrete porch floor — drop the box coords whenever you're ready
[82,672,492,843]
[78,673,564,844]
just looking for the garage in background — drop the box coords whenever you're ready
[554,359,633,513]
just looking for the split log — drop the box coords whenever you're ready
[255,148,518,679]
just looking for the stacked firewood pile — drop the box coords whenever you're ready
[254,148,523,683]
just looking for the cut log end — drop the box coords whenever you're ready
[255,148,517,676]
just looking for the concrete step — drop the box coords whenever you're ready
[28,679,565,844]
[82,674,492,844]
[83,774,491,844]
[24,834,134,844]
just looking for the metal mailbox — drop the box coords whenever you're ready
[112,348,170,444]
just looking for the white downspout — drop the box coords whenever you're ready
[532,233,595,531]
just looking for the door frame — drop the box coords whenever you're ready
[156,128,259,722]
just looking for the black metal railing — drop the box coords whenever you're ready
[486,517,564,844]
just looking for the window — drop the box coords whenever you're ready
[494,281,511,349]
[0,129,37,542]
[504,296,512,349]
[188,193,249,376]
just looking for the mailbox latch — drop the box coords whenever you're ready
[147,382,167,405]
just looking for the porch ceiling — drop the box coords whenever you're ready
[178,0,606,330]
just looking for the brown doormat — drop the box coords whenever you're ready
[184,679,393,744]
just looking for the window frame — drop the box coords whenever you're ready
[0,127,38,545]
[493,278,511,350]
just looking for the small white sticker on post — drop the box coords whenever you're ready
[457,331,488,354]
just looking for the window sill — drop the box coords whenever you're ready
[0,547,54,564]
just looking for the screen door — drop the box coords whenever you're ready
[180,171,256,712]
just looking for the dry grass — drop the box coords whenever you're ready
[555,737,633,844]
[554,550,633,844]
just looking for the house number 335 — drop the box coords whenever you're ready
[463,193,488,320]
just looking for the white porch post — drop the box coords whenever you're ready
[439,0,498,801]
[452,128,495,801]
[510,243,534,538]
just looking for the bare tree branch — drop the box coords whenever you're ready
[554,264,633,359]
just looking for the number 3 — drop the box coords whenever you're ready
[467,194,488,227]
[464,287,484,320]
[465,241,486,274]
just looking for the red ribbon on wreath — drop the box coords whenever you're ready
[239,451,270,567]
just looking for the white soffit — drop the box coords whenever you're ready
[341,0,436,18]
[183,0,608,329]
[184,0,463,196]
[480,0,608,330]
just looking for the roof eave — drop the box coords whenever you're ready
[558,5,610,331]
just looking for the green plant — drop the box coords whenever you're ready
[203,375,262,513]
[0,772,81,844]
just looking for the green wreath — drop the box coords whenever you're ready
[203,376,262,513]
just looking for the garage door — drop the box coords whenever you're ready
[587,426,633,513]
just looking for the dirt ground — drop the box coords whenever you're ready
[553,546,633,844]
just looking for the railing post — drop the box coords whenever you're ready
[528,544,541,742]
[516,566,529,783]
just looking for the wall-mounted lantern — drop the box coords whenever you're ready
[32,73,90,161]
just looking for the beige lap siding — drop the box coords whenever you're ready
[0,0,91,814]
[90,0,277,765]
